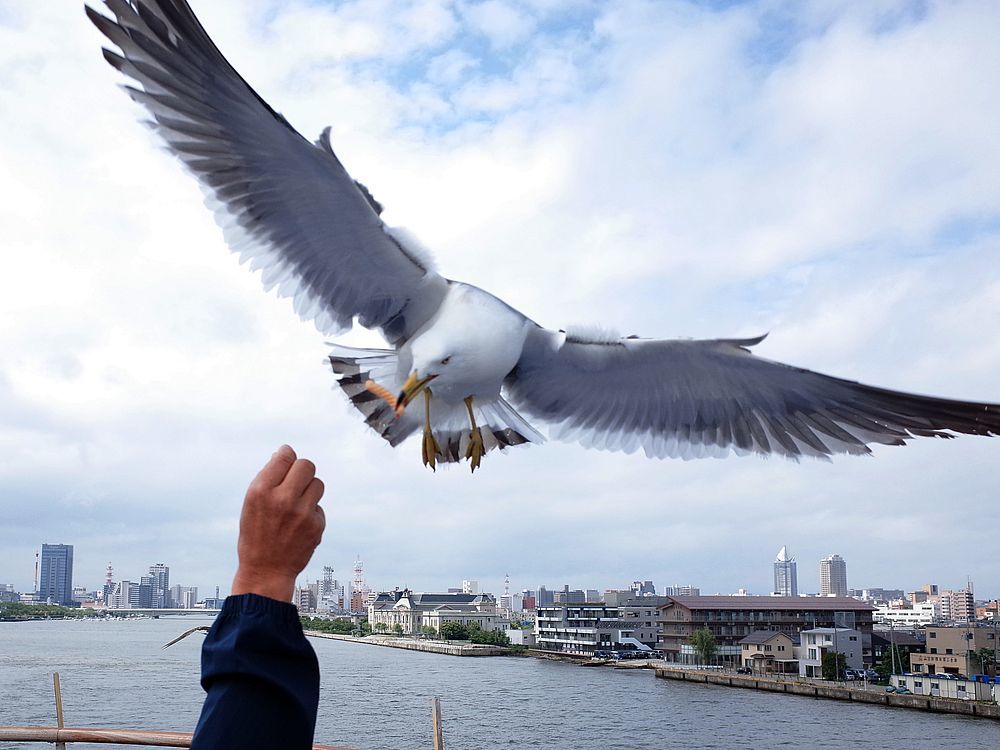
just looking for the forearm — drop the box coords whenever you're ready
[190,594,319,750]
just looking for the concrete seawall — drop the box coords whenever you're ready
[304,631,509,657]
[655,667,1000,720]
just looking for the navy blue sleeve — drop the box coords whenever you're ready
[190,593,319,750]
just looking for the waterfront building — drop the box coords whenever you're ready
[0,583,19,603]
[657,595,874,665]
[910,625,998,677]
[819,555,848,597]
[892,674,994,701]
[536,597,670,653]
[772,546,798,597]
[738,631,796,673]
[796,627,863,677]
[368,589,504,635]
[38,544,74,606]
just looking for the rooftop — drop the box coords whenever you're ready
[660,595,874,611]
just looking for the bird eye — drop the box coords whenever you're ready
[440,356,451,365]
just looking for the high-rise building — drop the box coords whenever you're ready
[462,580,479,594]
[38,544,74,605]
[536,586,554,606]
[148,563,170,608]
[663,585,701,597]
[820,554,848,597]
[773,546,798,597]
[631,580,657,597]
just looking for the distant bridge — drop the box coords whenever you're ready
[98,608,221,617]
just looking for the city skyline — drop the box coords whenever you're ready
[4,543,995,605]
[2,3,999,599]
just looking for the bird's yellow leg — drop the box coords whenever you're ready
[464,396,484,473]
[421,389,441,472]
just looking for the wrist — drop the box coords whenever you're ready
[231,566,296,603]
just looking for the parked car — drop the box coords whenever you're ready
[736,666,752,675]
[843,669,860,680]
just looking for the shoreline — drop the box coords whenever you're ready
[304,631,509,656]
[655,666,1000,721]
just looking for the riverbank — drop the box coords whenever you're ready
[655,666,1000,720]
[304,631,509,656]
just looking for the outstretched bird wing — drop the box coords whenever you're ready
[87,0,447,344]
[506,328,1000,460]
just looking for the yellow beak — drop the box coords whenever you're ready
[395,371,437,417]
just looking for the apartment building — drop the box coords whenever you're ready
[658,595,874,665]
[536,598,667,653]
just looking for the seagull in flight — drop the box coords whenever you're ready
[88,1,1000,472]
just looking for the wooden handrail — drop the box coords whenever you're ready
[0,726,353,749]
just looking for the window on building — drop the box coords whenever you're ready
[958,685,966,692]
[929,632,937,638]
[930,648,937,654]
[945,649,953,655]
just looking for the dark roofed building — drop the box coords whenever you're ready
[658,595,874,665]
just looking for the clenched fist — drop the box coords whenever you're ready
[231,445,326,602]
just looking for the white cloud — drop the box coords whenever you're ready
[1,0,998,600]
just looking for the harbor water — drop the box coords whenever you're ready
[2,617,998,749]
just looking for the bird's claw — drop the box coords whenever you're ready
[466,427,484,473]
[422,427,441,472]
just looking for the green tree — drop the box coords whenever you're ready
[420,625,438,638]
[439,621,468,640]
[373,621,388,634]
[971,647,997,675]
[689,627,717,665]
[392,623,404,636]
[875,645,905,680]
[822,651,847,680]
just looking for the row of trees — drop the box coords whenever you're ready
[331,619,510,645]
[0,602,107,620]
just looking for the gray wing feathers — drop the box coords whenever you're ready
[506,329,1000,460]
[88,0,446,342]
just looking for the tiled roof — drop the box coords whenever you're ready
[739,630,790,644]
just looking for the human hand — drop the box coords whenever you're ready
[230,445,326,602]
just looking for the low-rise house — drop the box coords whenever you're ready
[796,627,863,678]
[738,631,796,673]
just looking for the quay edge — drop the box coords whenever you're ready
[654,667,1000,720]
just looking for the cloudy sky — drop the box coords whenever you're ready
[2,0,998,603]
